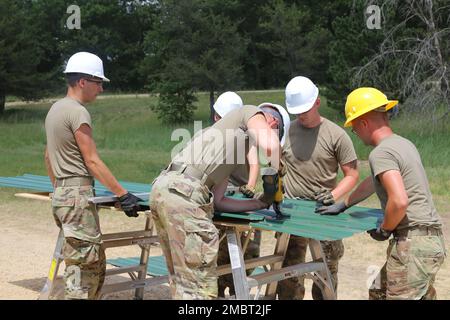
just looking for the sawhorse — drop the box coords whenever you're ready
[215,220,336,300]
[39,210,163,300]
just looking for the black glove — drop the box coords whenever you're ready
[239,185,255,198]
[315,201,348,215]
[118,192,142,218]
[258,168,279,208]
[367,227,392,241]
[314,188,335,205]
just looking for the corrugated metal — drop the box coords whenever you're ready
[107,256,169,276]
[107,255,265,276]
[0,174,151,198]
[249,199,383,241]
[0,174,383,240]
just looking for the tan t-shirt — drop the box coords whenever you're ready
[283,118,357,199]
[45,97,92,178]
[369,134,441,230]
[172,105,261,187]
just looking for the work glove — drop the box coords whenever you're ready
[118,192,142,218]
[258,168,279,208]
[367,227,392,241]
[314,188,335,206]
[239,185,255,198]
[315,201,348,216]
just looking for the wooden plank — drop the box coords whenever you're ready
[15,193,51,201]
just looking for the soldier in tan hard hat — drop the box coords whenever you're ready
[318,87,446,299]
[44,52,142,299]
[277,76,359,300]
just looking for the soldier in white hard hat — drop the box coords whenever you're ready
[277,76,359,300]
[44,52,142,299]
[150,102,285,299]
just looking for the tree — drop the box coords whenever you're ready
[0,0,60,113]
[59,0,156,92]
[142,0,247,123]
[353,0,450,119]
[326,0,384,110]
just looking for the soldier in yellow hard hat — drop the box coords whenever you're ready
[317,87,446,300]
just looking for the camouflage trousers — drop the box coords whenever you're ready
[369,234,446,300]
[277,235,344,300]
[216,226,261,297]
[150,171,219,300]
[52,185,105,300]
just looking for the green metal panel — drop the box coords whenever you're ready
[249,199,383,241]
[0,174,384,240]
[0,174,151,198]
[107,255,265,277]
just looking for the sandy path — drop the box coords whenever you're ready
[1,192,449,300]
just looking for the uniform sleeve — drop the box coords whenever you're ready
[335,131,357,165]
[69,106,92,133]
[369,148,400,178]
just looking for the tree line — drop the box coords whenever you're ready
[0,0,448,122]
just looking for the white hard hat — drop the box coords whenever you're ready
[258,102,291,146]
[64,52,110,82]
[285,76,319,114]
[213,91,243,117]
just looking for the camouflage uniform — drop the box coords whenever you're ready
[277,235,344,300]
[150,171,219,300]
[369,231,446,300]
[52,181,105,300]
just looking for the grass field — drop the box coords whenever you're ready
[1,91,449,300]
[1,90,449,211]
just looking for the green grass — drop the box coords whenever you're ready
[1,91,449,213]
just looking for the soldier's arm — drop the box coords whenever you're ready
[212,179,267,212]
[332,160,359,200]
[246,145,259,189]
[378,170,408,231]
[75,124,127,197]
[44,146,56,187]
[345,176,376,207]
[247,114,281,170]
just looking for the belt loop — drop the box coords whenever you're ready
[62,179,66,187]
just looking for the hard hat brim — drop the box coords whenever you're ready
[344,100,398,127]
[258,102,291,146]
[286,86,319,115]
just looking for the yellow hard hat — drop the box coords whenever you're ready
[344,87,398,127]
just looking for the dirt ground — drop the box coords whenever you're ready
[1,192,449,300]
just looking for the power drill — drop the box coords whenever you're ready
[273,175,290,220]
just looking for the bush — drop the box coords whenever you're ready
[151,83,197,124]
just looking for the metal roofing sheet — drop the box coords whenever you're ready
[0,174,383,240]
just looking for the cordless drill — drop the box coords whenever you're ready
[273,175,290,220]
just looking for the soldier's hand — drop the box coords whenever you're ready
[315,201,347,216]
[239,185,255,198]
[314,188,335,205]
[118,192,142,218]
[367,227,392,241]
